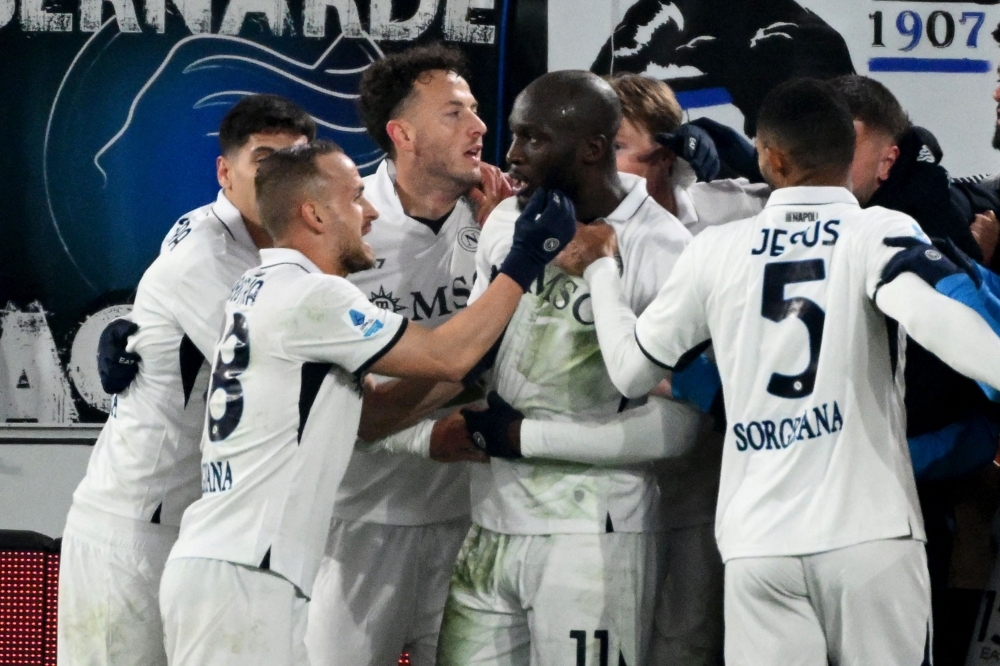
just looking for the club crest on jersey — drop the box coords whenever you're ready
[370,286,405,313]
[346,308,384,338]
[458,226,480,252]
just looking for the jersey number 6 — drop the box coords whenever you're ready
[208,313,250,441]
[762,259,826,399]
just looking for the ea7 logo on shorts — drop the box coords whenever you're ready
[345,308,384,338]
[458,226,480,252]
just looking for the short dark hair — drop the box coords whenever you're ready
[358,43,470,156]
[218,94,317,157]
[829,75,911,143]
[756,78,856,178]
[255,140,344,240]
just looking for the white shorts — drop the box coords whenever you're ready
[304,516,470,666]
[159,557,308,666]
[724,538,931,666]
[57,504,177,666]
[650,522,724,666]
[436,524,658,666]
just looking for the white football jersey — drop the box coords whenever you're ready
[332,160,476,526]
[634,186,928,560]
[72,192,259,527]
[168,248,407,596]
[660,177,768,528]
[469,173,692,534]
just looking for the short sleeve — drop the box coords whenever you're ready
[863,210,932,300]
[283,277,408,375]
[634,236,711,369]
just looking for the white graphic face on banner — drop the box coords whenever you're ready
[548,0,1000,177]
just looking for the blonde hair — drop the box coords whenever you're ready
[607,73,683,137]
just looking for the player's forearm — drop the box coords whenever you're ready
[876,273,1000,389]
[358,378,463,442]
[586,258,670,398]
[423,274,523,381]
[519,396,700,465]
[357,420,433,458]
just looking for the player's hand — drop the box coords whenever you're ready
[429,411,489,463]
[553,221,617,277]
[971,210,1000,266]
[469,163,516,227]
[461,391,523,459]
[97,318,140,394]
[688,117,764,183]
[656,124,721,182]
[499,188,577,291]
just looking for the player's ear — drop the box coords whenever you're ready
[878,144,900,183]
[386,119,414,155]
[580,134,611,165]
[301,201,324,234]
[217,155,231,190]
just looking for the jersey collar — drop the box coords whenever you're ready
[764,186,859,209]
[372,159,468,234]
[212,191,258,254]
[605,172,652,222]
[259,247,323,274]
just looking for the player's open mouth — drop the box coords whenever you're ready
[465,145,482,161]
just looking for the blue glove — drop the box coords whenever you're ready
[670,353,722,413]
[689,117,764,183]
[461,391,523,459]
[655,124,721,182]
[500,188,577,291]
[97,318,140,394]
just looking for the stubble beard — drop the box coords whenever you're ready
[341,244,375,274]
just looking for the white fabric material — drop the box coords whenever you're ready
[650,521,724,666]
[72,191,259,527]
[304,516,470,666]
[168,248,406,596]
[519,395,699,465]
[877,273,1000,388]
[437,525,660,666]
[674,177,770,236]
[591,186,932,560]
[57,504,177,666]
[466,174,692,535]
[363,419,434,458]
[333,160,475,526]
[723,538,931,666]
[160,557,308,666]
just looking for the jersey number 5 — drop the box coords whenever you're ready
[208,313,250,441]
[762,259,826,399]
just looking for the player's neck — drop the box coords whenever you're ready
[394,162,464,221]
[245,220,274,250]
[774,170,851,190]
[573,172,629,222]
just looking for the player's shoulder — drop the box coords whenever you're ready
[843,205,928,244]
[478,195,519,246]
[616,194,692,253]
[688,178,770,223]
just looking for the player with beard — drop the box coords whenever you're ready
[158,140,576,665]
[304,44,513,666]
[58,95,314,666]
[434,70,697,666]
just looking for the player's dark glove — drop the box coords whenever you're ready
[655,124,721,182]
[499,188,577,291]
[688,117,764,183]
[97,318,140,394]
[462,391,524,459]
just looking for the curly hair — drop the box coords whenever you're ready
[358,43,471,157]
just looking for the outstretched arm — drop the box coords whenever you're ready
[875,273,1000,392]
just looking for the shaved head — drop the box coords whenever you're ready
[507,70,623,210]
[519,71,622,146]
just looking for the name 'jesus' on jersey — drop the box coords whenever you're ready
[332,160,478,526]
[469,173,692,535]
[633,187,929,560]
[168,248,407,596]
[71,192,259,527]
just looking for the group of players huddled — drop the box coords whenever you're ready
[55,43,1000,666]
